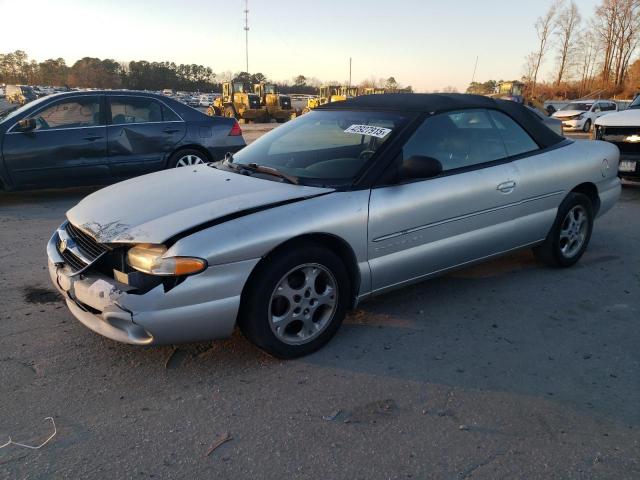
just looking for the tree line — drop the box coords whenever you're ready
[0,50,412,95]
[467,0,640,100]
[0,51,220,92]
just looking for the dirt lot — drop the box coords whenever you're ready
[0,119,639,479]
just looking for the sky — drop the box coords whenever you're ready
[0,0,602,92]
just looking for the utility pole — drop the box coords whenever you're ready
[244,0,249,73]
[470,56,479,91]
[349,57,352,88]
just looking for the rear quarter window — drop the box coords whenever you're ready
[488,110,539,157]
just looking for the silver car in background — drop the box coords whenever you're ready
[47,94,621,358]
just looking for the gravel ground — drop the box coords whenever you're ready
[0,102,639,479]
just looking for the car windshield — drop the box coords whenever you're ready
[228,109,407,186]
[561,103,592,112]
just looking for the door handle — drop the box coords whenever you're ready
[163,128,180,134]
[496,180,517,193]
[83,135,103,142]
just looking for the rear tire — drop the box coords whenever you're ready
[238,243,351,359]
[533,192,594,268]
[167,148,207,168]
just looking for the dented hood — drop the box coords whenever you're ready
[552,109,586,119]
[67,165,332,244]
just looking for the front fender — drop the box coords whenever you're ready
[166,190,372,296]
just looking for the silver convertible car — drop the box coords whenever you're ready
[47,94,621,358]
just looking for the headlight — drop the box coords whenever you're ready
[126,244,207,276]
[574,113,585,120]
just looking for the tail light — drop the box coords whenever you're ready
[228,121,242,136]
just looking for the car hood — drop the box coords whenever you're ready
[552,110,586,118]
[67,165,333,244]
[595,108,640,126]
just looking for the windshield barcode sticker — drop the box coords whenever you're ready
[344,125,392,138]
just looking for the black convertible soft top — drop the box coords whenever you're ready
[320,93,565,149]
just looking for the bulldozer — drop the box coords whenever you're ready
[207,81,267,123]
[302,85,359,114]
[253,82,295,123]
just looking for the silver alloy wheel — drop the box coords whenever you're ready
[175,154,204,168]
[268,263,338,345]
[559,205,588,258]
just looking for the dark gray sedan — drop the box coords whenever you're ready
[0,90,245,191]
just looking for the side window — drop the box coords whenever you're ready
[162,105,181,121]
[402,109,508,172]
[31,97,101,130]
[109,97,163,125]
[488,110,539,157]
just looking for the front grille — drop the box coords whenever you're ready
[66,222,108,258]
[602,126,640,136]
[280,96,291,109]
[248,95,261,109]
[613,142,640,155]
[57,222,110,274]
[58,247,87,272]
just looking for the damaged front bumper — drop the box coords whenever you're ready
[47,230,259,345]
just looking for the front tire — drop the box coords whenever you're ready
[583,119,592,133]
[533,192,594,268]
[239,243,351,359]
[224,106,236,119]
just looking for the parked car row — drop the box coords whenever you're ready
[0,90,245,191]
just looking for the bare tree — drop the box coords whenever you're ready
[594,0,640,89]
[522,52,539,84]
[612,0,640,87]
[555,1,582,85]
[528,1,561,95]
[576,29,600,96]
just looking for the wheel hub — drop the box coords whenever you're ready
[559,205,588,258]
[175,154,204,168]
[268,264,338,345]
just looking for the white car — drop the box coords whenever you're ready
[552,100,618,132]
[594,95,640,180]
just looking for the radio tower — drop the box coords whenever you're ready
[244,0,249,73]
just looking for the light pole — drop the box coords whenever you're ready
[244,0,249,73]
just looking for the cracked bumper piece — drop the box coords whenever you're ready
[48,234,259,345]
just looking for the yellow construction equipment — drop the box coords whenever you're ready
[362,87,386,95]
[302,85,358,114]
[253,83,296,123]
[206,81,267,123]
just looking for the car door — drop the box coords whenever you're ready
[367,109,527,293]
[2,95,108,188]
[106,95,186,178]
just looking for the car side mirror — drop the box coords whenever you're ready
[399,155,443,180]
[17,118,36,132]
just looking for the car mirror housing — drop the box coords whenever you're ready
[17,118,36,132]
[399,155,443,180]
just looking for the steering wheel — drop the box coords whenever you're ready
[359,149,376,160]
